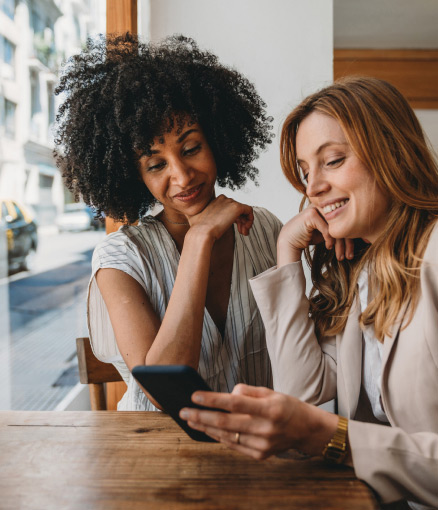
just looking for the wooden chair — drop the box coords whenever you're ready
[76,337,127,410]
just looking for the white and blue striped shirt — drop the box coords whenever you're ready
[87,207,282,410]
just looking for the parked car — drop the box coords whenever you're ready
[0,199,38,272]
[55,203,105,232]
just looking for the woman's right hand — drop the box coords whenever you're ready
[277,207,354,266]
[188,194,254,241]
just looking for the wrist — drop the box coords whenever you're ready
[184,225,216,249]
[322,415,349,464]
[299,404,339,457]
[277,238,303,266]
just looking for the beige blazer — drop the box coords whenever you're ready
[249,223,438,507]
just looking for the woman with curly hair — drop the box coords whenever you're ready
[55,33,282,410]
[180,77,438,508]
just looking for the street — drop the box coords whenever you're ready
[0,229,106,410]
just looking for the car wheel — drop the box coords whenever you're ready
[22,247,37,272]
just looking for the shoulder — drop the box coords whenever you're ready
[92,217,167,268]
[240,207,282,266]
[252,207,283,236]
[95,217,165,252]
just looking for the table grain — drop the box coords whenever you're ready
[0,411,378,510]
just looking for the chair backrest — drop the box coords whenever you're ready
[76,337,125,410]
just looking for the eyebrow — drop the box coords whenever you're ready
[177,128,199,143]
[148,128,200,155]
[297,141,349,165]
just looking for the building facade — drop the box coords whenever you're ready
[0,0,97,226]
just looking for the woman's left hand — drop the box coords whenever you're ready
[179,384,338,460]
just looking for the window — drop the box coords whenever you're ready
[0,0,15,19]
[4,98,16,138]
[30,71,41,136]
[74,15,81,42]
[31,8,44,35]
[39,174,53,189]
[47,83,55,127]
[0,0,107,415]
[0,35,15,66]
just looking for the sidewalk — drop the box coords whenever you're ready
[0,296,88,410]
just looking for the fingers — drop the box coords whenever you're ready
[306,209,334,250]
[345,238,355,259]
[231,384,273,398]
[194,195,254,238]
[235,206,254,236]
[190,390,267,416]
[334,238,355,261]
[187,421,271,460]
[334,238,345,261]
[180,404,271,445]
[186,420,272,460]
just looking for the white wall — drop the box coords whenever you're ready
[415,110,438,157]
[146,0,333,223]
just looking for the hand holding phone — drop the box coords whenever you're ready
[132,365,226,442]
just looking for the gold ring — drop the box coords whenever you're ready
[235,432,240,444]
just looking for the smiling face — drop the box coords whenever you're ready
[137,121,217,222]
[295,111,391,243]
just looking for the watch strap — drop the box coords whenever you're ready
[322,415,348,464]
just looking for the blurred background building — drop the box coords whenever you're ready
[0,0,104,227]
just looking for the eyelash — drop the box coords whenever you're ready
[146,143,202,172]
[326,157,344,167]
[300,157,344,183]
[183,143,201,156]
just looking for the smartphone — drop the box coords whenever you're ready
[132,365,226,442]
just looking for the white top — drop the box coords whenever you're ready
[358,270,428,510]
[357,268,389,423]
[87,207,282,410]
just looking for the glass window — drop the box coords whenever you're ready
[4,98,16,138]
[0,0,15,19]
[30,71,41,136]
[39,174,53,189]
[47,83,55,126]
[74,16,81,42]
[1,0,107,414]
[31,8,44,34]
[0,35,15,67]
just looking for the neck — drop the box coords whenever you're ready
[156,211,189,252]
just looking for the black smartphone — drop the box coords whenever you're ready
[132,365,226,442]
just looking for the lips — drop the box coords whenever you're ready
[322,199,349,215]
[173,184,203,202]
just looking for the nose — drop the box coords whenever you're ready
[306,168,330,198]
[169,157,195,187]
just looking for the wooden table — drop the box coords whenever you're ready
[0,411,378,510]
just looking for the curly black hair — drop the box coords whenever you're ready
[54,33,273,222]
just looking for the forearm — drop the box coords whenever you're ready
[145,228,214,367]
[250,262,337,403]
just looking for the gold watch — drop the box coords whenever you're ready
[322,416,348,464]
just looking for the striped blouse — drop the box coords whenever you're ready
[87,206,282,410]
